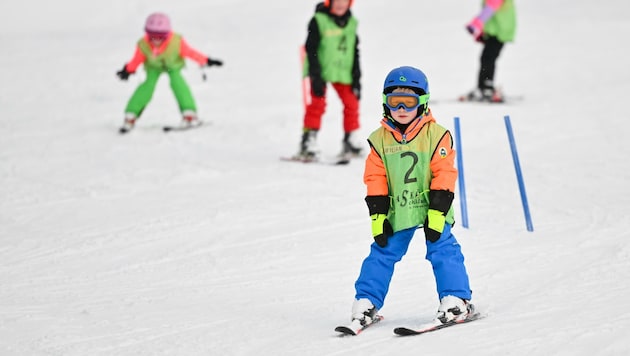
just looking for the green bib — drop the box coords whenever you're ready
[369,123,456,232]
[303,13,357,84]
[483,0,516,42]
[138,33,185,72]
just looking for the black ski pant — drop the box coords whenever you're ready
[478,35,505,90]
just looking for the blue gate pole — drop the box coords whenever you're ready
[504,115,534,232]
[453,117,469,228]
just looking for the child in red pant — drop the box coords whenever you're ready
[298,0,362,160]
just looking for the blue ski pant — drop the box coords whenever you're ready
[354,224,472,310]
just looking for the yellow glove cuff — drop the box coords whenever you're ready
[370,214,387,236]
[427,209,446,233]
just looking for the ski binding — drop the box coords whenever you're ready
[335,315,384,336]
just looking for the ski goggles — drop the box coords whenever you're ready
[383,93,429,112]
[147,32,168,41]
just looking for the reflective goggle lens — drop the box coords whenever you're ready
[148,32,168,41]
[383,93,429,112]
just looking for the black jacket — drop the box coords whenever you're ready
[305,2,361,88]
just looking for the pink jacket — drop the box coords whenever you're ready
[125,32,208,73]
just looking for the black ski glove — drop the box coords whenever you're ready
[424,190,454,243]
[116,63,131,81]
[365,196,392,247]
[310,75,325,97]
[207,58,223,67]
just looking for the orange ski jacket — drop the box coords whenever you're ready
[364,110,457,230]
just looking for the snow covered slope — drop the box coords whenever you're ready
[1,0,629,354]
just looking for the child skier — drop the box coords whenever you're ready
[116,12,223,133]
[462,0,516,103]
[298,0,362,160]
[341,66,473,334]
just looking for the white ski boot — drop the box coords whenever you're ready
[435,295,472,324]
[180,110,202,128]
[298,129,320,161]
[351,298,378,325]
[335,298,382,335]
[340,131,363,159]
[119,113,137,134]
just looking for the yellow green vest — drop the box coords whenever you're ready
[138,33,185,72]
[303,13,357,84]
[368,123,456,232]
[483,0,516,42]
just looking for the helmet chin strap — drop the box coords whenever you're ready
[418,104,428,117]
[383,105,432,135]
[384,111,421,134]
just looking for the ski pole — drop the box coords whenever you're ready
[300,46,311,108]
[504,115,534,232]
[453,117,469,228]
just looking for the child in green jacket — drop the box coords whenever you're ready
[338,66,474,336]
[462,0,516,103]
[116,12,223,133]
[298,0,362,160]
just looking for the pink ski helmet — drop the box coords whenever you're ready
[145,12,171,35]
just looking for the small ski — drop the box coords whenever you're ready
[458,94,503,103]
[163,121,204,132]
[393,312,482,336]
[335,315,384,336]
[456,93,524,104]
[280,155,350,166]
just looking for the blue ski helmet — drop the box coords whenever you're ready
[382,66,430,119]
[383,66,429,95]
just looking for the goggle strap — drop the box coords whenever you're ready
[419,93,430,105]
